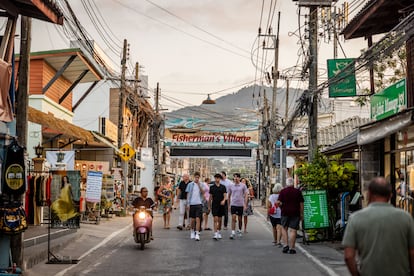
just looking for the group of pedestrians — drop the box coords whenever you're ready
[174,171,254,241]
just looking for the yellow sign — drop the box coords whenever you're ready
[118,143,135,161]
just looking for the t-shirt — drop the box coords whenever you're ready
[220,178,233,193]
[342,202,414,276]
[268,193,281,218]
[278,186,304,217]
[132,197,155,209]
[186,182,206,205]
[203,183,210,201]
[178,180,190,200]
[210,184,227,206]
[228,183,247,207]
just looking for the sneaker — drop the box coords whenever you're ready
[190,231,195,239]
[288,249,296,254]
[237,230,242,238]
[177,225,183,230]
[277,243,283,248]
[282,246,290,253]
[217,233,222,239]
[223,226,228,230]
[195,233,200,241]
[213,232,218,240]
[230,233,235,239]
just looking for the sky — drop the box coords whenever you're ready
[12,0,369,128]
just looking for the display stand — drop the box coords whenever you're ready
[45,172,79,264]
[46,203,79,265]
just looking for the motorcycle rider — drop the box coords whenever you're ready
[132,187,155,216]
[132,187,155,241]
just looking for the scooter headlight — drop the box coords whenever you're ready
[138,212,146,219]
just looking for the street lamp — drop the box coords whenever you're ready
[201,94,216,104]
[34,143,44,158]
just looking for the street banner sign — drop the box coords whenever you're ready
[118,143,135,161]
[86,171,103,203]
[370,78,406,121]
[303,190,329,229]
[327,58,356,97]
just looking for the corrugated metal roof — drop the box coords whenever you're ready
[297,116,371,147]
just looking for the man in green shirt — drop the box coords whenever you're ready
[342,177,414,276]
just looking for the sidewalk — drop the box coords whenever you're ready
[22,216,126,271]
[251,199,349,276]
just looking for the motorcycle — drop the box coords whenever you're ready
[132,205,154,250]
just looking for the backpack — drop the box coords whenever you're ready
[268,202,279,215]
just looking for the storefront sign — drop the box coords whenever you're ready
[327,58,356,97]
[371,79,406,121]
[86,171,103,203]
[303,190,329,229]
[167,134,256,148]
[46,151,75,170]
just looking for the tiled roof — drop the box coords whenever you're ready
[297,116,371,147]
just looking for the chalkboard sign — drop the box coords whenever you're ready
[303,190,329,229]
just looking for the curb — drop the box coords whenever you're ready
[24,228,76,248]
[23,231,77,271]
[253,205,340,276]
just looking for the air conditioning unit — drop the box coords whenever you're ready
[292,0,336,6]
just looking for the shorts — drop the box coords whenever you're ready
[211,204,225,217]
[281,216,300,230]
[202,200,210,214]
[230,206,244,216]
[189,204,203,219]
[269,216,281,227]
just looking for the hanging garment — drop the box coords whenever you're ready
[51,184,79,222]
[0,59,13,122]
[2,140,26,196]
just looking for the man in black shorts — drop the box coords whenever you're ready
[186,172,206,241]
[209,173,227,240]
[227,173,248,239]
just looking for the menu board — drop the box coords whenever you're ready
[86,171,103,203]
[303,190,329,229]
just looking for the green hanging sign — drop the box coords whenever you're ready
[327,58,357,97]
[370,79,406,121]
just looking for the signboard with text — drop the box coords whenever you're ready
[370,79,406,121]
[86,171,103,203]
[327,58,356,97]
[303,190,329,229]
[293,0,336,6]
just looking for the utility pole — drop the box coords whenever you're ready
[118,39,127,214]
[308,6,318,161]
[260,12,281,191]
[154,83,160,185]
[262,92,271,202]
[13,15,31,268]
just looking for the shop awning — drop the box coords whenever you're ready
[323,130,359,155]
[91,131,118,152]
[28,106,95,144]
[357,109,414,145]
[0,0,64,25]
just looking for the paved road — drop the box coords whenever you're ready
[26,209,331,276]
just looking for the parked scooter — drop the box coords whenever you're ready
[132,205,154,250]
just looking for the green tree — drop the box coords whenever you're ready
[355,45,406,106]
[295,151,357,240]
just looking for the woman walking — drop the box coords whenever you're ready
[268,183,283,246]
[241,178,254,233]
[158,176,173,229]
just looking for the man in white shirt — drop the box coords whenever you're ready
[220,171,233,230]
[186,172,206,241]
